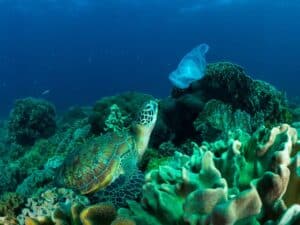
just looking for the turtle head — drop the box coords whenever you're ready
[133,100,158,159]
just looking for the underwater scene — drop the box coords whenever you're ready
[0,0,300,225]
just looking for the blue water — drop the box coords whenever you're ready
[0,0,299,117]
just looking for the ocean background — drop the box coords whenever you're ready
[0,0,299,117]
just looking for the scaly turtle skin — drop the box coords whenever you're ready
[57,100,158,195]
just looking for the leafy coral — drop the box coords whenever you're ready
[118,124,300,225]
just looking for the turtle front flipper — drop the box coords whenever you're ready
[91,169,145,208]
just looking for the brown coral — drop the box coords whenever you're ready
[25,200,135,225]
[80,203,116,225]
[111,217,136,225]
[284,152,300,206]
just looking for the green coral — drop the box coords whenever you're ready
[89,92,154,135]
[159,62,289,146]
[21,188,135,225]
[194,100,254,141]
[18,139,56,173]
[0,192,24,217]
[118,124,300,225]
[17,188,90,225]
[8,97,56,146]
[200,62,289,125]
[104,104,129,134]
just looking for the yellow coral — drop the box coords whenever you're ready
[25,217,53,225]
[284,152,300,206]
[80,203,116,225]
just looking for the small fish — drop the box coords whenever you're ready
[41,89,50,95]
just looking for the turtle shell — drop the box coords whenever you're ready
[58,132,138,194]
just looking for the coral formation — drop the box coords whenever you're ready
[0,159,20,193]
[24,201,136,225]
[18,188,90,225]
[197,62,288,123]
[194,99,255,141]
[57,100,158,208]
[160,62,290,145]
[8,97,56,146]
[118,124,300,225]
[0,216,19,225]
[0,61,299,225]
[88,92,154,135]
[103,104,128,134]
[0,192,24,217]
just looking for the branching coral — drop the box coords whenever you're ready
[17,188,90,225]
[104,104,129,134]
[0,192,24,217]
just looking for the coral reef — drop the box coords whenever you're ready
[24,201,136,225]
[88,92,154,135]
[17,188,90,225]
[0,216,19,225]
[103,104,129,134]
[55,100,158,209]
[58,106,91,126]
[196,62,288,124]
[8,97,56,146]
[118,124,300,225]
[19,188,136,225]
[160,62,290,145]
[1,61,299,225]
[16,167,56,198]
[0,159,21,193]
[0,192,24,217]
[193,99,255,141]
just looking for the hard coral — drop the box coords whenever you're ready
[0,216,19,225]
[8,97,56,146]
[167,62,289,144]
[25,201,135,225]
[0,192,24,217]
[80,203,116,225]
[194,99,255,141]
[200,62,290,125]
[18,188,89,225]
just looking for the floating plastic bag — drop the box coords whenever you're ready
[169,43,209,89]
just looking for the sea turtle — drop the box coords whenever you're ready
[57,100,158,202]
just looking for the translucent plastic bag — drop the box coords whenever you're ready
[169,43,209,89]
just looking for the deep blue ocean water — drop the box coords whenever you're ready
[0,0,299,117]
